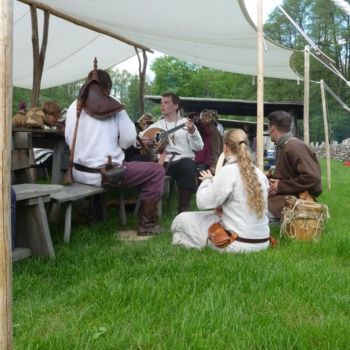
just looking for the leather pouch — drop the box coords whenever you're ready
[207,223,238,248]
[101,166,126,189]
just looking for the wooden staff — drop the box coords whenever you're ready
[64,58,99,184]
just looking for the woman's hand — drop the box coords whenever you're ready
[198,169,213,181]
[214,206,223,217]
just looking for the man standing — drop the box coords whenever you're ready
[266,110,323,221]
[65,68,165,236]
[138,92,204,213]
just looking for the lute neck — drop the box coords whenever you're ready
[161,117,199,137]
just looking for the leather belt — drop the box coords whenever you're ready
[224,229,269,244]
[74,163,102,174]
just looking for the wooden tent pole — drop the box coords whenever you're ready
[304,45,310,144]
[29,5,49,108]
[320,79,331,190]
[256,0,264,171]
[0,0,14,348]
[18,0,153,53]
[135,48,148,116]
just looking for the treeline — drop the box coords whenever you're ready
[13,0,350,142]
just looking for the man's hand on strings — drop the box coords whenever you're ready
[183,120,195,135]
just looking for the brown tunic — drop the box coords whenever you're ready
[268,138,322,219]
[209,125,223,173]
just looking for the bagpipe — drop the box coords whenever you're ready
[64,58,124,185]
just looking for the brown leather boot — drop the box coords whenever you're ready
[137,201,165,236]
[177,187,193,214]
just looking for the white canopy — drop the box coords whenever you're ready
[13,0,299,89]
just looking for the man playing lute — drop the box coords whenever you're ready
[135,92,204,213]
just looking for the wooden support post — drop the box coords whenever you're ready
[320,79,331,190]
[256,0,264,171]
[304,45,310,144]
[0,0,14,348]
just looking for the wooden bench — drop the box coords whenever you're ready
[47,183,126,243]
[12,132,64,261]
[12,184,63,261]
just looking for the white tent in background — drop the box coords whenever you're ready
[14,0,300,89]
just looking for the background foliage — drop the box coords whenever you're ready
[13,0,350,141]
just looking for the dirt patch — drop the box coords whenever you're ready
[118,229,152,241]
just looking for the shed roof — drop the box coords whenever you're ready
[145,96,304,119]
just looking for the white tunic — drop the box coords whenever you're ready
[137,117,204,162]
[65,98,136,186]
[171,159,270,253]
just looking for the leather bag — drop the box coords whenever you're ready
[100,166,126,189]
[207,223,238,248]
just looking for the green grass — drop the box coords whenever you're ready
[12,159,350,349]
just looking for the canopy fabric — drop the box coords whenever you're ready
[13,0,299,89]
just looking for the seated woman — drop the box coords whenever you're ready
[171,128,270,254]
[134,112,153,133]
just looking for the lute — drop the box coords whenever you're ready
[140,110,217,155]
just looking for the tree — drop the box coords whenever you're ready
[264,0,350,142]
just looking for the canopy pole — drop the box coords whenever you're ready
[135,48,148,116]
[29,5,49,108]
[320,79,331,190]
[18,0,153,53]
[0,0,14,348]
[304,45,310,144]
[256,0,264,171]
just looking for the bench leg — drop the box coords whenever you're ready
[15,197,55,258]
[63,202,73,243]
[118,189,126,225]
[133,192,142,218]
[167,179,175,207]
[157,199,162,220]
[100,193,107,221]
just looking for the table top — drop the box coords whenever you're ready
[12,128,64,137]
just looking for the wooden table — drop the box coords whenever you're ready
[12,128,69,185]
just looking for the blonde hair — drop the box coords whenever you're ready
[137,113,153,123]
[223,129,265,218]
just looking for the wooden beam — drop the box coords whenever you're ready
[0,0,14,348]
[320,79,331,190]
[304,45,310,144]
[30,5,49,107]
[256,0,264,171]
[18,0,154,53]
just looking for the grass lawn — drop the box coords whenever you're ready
[12,159,350,349]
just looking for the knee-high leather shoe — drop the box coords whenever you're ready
[137,201,165,236]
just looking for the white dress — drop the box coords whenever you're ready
[171,157,270,253]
